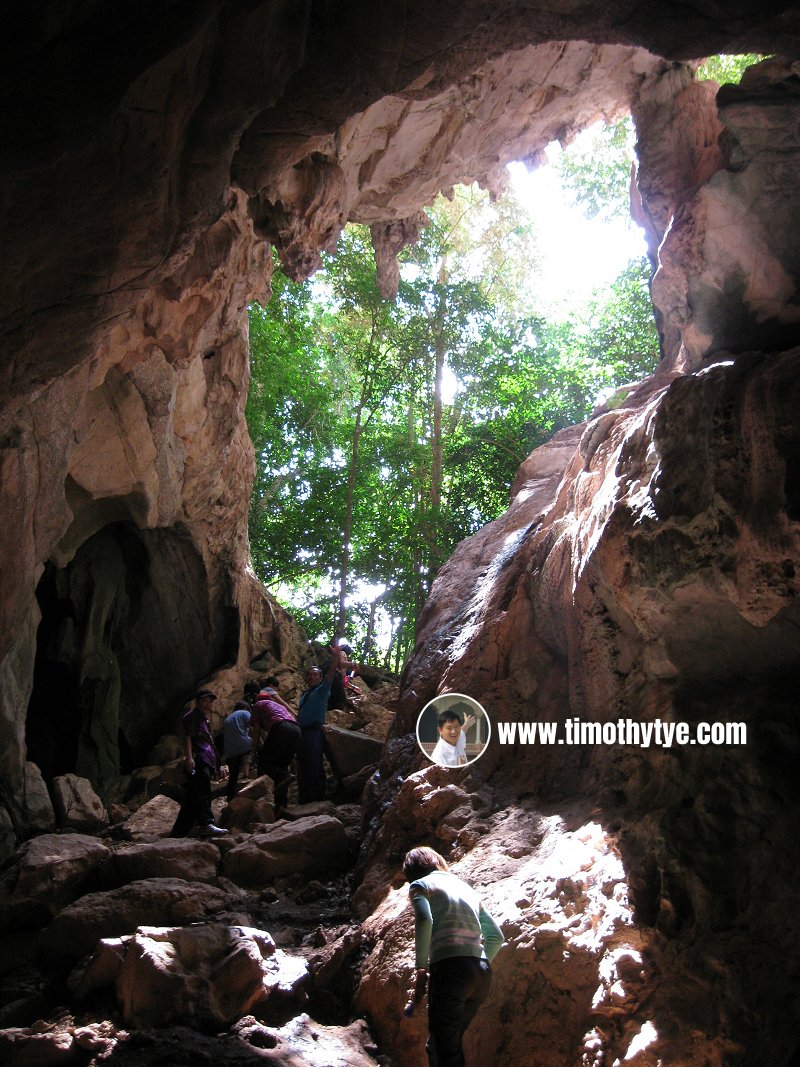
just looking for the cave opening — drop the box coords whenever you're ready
[26,521,240,789]
[1,3,799,1060]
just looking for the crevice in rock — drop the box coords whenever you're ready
[27,522,239,787]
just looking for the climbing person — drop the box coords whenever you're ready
[251,686,301,814]
[321,643,350,712]
[222,699,252,800]
[259,673,294,713]
[297,645,344,803]
[243,679,261,706]
[429,703,477,768]
[170,688,228,837]
[403,846,504,1067]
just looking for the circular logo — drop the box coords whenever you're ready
[416,693,491,768]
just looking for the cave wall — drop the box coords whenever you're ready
[2,1,800,1063]
[355,58,800,1067]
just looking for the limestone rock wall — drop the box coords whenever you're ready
[354,60,800,1067]
[355,347,800,1065]
[1,2,800,1063]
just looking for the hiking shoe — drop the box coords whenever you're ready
[203,823,228,836]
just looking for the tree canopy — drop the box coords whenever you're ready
[246,169,661,668]
[245,54,767,668]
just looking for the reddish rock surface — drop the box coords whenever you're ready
[1,4,800,1065]
[223,815,352,885]
[40,877,240,958]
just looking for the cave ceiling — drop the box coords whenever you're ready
[2,0,800,400]
[1,3,800,1064]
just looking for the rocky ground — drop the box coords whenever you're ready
[0,679,399,1066]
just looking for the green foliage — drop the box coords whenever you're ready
[696,54,764,84]
[247,178,660,668]
[554,117,635,223]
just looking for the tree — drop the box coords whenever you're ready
[246,175,661,666]
[696,53,764,84]
[555,117,635,223]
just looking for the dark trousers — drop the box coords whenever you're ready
[297,725,331,803]
[427,957,492,1067]
[258,720,301,807]
[226,751,250,800]
[170,763,213,836]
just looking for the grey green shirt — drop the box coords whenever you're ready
[409,869,505,968]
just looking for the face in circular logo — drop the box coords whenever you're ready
[416,693,491,768]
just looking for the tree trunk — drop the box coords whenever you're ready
[337,404,364,639]
[431,258,447,520]
[363,597,378,662]
[393,617,406,675]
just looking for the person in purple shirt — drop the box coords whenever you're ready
[251,690,301,812]
[297,645,344,803]
[170,689,227,837]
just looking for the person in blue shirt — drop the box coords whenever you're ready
[296,645,344,803]
[403,846,505,1067]
[222,700,252,800]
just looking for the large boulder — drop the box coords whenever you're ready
[69,925,307,1029]
[51,774,108,832]
[220,775,277,831]
[119,795,180,839]
[99,840,220,888]
[0,833,110,930]
[111,763,188,808]
[20,762,56,835]
[40,878,240,957]
[223,815,351,886]
[117,924,306,1028]
[324,726,384,779]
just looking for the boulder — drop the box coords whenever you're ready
[0,833,110,930]
[220,775,277,831]
[0,807,16,867]
[358,706,395,741]
[233,1014,380,1066]
[120,794,180,839]
[0,1020,120,1066]
[223,815,350,886]
[142,735,184,765]
[117,924,300,1028]
[340,765,375,799]
[70,925,308,1029]
[113,763,188,807]
[221,795,276,831]
[40,877,238,957]
[323,726,384,779]
[68,936,128,1000]
[100,839,220,887]
[51,774,108,832]
[20,762,55,834]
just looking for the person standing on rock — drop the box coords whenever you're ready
[403,846,504,1067]
[296,645,344,803]
[250,687,301,814]
[323,642,359,711]
[170,688,228,837]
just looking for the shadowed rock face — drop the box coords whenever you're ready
[1,3,800,1064]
